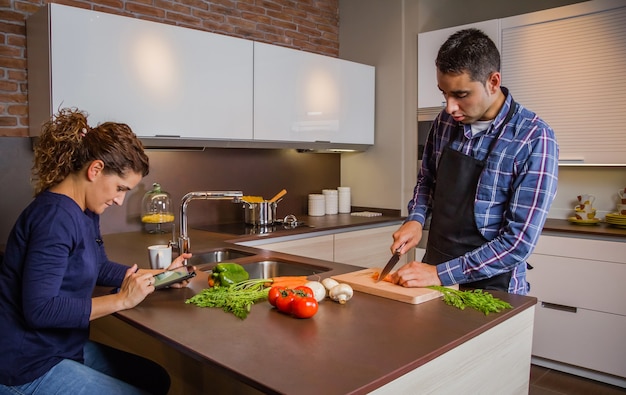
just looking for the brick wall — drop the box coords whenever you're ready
[0,0,339,137]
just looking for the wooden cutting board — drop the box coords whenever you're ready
[332,268,457,305]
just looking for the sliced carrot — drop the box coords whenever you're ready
[371,271,392,282]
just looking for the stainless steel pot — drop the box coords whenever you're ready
[243,201,278,226]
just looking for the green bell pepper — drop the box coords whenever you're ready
[212,262,249,287]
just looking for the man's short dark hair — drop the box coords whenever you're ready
[435,28,500,83]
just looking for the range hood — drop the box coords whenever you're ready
[138,137,370,152]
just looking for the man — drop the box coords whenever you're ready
[390,28,558,295]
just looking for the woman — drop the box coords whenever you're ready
[0,108,191,394]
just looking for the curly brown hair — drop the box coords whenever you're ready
[32,108,150,195]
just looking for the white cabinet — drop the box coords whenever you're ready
[417,20,500,110]
[255,235,334,262]
[334,225,410,268]
[252,224,413,269]
[27,4,254,140]
[254,42,375,145]
[500,1,626,165]
[28,4,375,148]
[527,235,626,378]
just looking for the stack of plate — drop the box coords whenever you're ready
[605,213,626,228]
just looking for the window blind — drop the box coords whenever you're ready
[501,6,626,165]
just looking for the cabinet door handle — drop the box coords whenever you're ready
[541,301,577,313]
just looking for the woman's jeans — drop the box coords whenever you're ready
[0,341,170,395]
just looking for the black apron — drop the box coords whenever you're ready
[423,101,517,292]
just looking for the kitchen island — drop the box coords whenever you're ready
[92,227,536,395]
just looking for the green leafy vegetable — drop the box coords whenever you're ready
[186,279,271,319]
[427,286,513,315]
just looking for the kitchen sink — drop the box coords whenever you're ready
[191,250,330,278]
[241,260,330,278]
[188,248,255,266]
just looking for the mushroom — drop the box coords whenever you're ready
[329,284,353,304]
[321,278,339,292]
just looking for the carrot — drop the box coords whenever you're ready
[267,276,308,288]
[371,271,392,282]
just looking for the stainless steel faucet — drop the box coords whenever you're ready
[174,191,243,257]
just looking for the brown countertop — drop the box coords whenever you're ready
[542,218,626,240]
[114,276,535,395]
[231,214,626,243]
[101,222,536,395]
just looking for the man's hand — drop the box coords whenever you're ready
[390,261,442,288]
[390,221,423,255]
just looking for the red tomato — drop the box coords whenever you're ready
[291,296,318,319]
[268,286,286,307]
[275,289,296,314]
[293,286,314,298]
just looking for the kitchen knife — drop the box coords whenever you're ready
[376,243,405,283]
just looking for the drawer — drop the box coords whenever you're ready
[534,235,625,263]
[527,254,626,316]
[257,235,334,262]
[532,304,626,378]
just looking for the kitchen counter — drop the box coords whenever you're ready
[542,218,626,240]
[225,214,626,244]
[95,221,537,395]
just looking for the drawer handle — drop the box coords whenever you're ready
[541,301,577,313]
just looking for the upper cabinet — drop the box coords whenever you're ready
[500,0,626,166]
[27,4,253,141]
[27,4,375,150]
[253,42,375,146]
[417,20,500,111]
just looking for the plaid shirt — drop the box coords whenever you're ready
[407,88,559,294]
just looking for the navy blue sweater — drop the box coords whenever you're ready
[0,191,128,385]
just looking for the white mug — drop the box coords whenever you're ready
[148,244,172,270]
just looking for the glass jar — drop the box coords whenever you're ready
[141,183,174,233]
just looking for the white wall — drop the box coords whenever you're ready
[338,0,616,219]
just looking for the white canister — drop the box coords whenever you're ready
[322,189,338,215]
[338,186,351,213]
[308,194,325,216]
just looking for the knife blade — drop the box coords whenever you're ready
[376,243,406,282]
